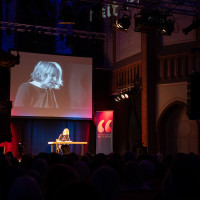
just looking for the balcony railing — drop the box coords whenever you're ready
[112,52,200,94]
[158,53,200,83]
[112,61,142,94]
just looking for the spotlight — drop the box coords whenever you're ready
[114,91,130,102]
[120,93,125,99]
[114,95,121,102]
[114,97,119,102]
[124,93,129,99]
[160,18,175,36]
[116,14,131,31]
[116,95,121,101]
[115,7,131,31]
[134,10,164,32]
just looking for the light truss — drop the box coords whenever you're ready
[1,1,200,41]
[80,0,200,17]
[0,21,108,40]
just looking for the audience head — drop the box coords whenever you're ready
[122,151,137,163]
[8,175,43,200]
[30,158,49,182]
[3,149,200,200]
[3,165,24,200]
[122,160,144,190]
[91,165,121,200]
[43,163,80,200]
[25,169,42,187]
[162,153,200,199]
[73,161,90,183]
[139,160,155,181]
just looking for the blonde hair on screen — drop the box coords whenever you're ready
[31,61,63,89]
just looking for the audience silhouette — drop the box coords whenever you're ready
[1,150,200,200]
[8,175,44,200]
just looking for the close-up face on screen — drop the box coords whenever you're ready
[10,51,93,119]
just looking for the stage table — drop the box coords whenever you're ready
[48,141,87,155]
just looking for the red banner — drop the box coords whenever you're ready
[96,110,113,154]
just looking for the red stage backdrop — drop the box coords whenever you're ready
[96,110,113,154]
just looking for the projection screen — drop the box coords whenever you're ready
[10,51,93,119]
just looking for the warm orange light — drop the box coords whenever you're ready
[105,120,112,133]
[97,120,105,133]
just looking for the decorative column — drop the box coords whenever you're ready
[141,32,160,154]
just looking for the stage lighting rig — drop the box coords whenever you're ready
[134,9,175,35]
[113,71,142,103]
[114,90,131,102]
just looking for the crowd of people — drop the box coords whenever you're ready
[0,150,200,200]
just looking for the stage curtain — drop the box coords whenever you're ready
[1,118,91,157]
[113,93,142,154]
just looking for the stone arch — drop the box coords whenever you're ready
[157,100,200,155]
[157,97,187,123]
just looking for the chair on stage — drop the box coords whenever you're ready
[55,139,71,154]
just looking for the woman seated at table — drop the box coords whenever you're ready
[57,128,72,154]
